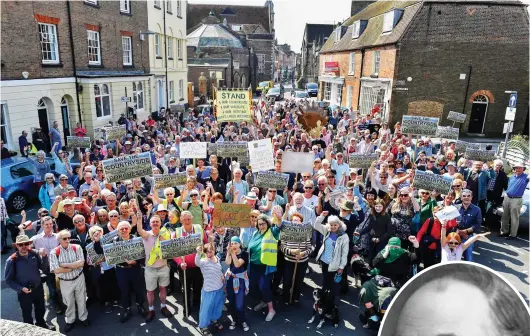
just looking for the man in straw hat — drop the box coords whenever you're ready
[500,161,529,240]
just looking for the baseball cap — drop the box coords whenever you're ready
[63,199,74,206]
[67,186,76,191]
[447,161,456,168]
[396,168,406,174]
[124,141,132,145]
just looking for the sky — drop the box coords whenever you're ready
[188,0,353,53]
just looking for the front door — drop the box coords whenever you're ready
[37,108,51,152]
[61,104,70,144]
[157,79,165,111]
[468,102,487,134]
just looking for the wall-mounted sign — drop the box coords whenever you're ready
[324,62,339,73]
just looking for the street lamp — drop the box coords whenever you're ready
[139,30,156,41]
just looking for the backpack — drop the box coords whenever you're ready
[420,218,439,246]
[55,245,77,257]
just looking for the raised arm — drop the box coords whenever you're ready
[135,210,148,239]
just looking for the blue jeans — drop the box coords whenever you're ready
[462,235,474,262]
[249,263,273,303]
[227,277,247,323]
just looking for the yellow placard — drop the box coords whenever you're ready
[213,203,252,228]
[216,89,252,122]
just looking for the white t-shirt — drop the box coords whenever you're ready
[303,195,319,210]
[441,245,464,263]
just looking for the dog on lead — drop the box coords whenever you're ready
[307,289,340,329]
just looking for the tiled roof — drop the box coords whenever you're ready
[241,24,268,34]
[187,4,270,33]
[321,0,422,53]
[304,24,335,44]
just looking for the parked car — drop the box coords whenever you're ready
[256,80,274,96]
[491,181,529,229]
[1,158,39,211]
[305,82,318,97]
[266,87,284,101]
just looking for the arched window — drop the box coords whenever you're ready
[38,99,46,108]
[94,84,111,118]
[474,95,488,103]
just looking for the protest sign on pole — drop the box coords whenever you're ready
[213,203,252,228]
[86,230,119,265]
[66,136,91,149]
[160,234,202,260]
[454,140,480,154]
[447,111,467,124]
[217,142,248,158]
[179,142,208,159]
[281,152,314,173]
[329,190,347,211]
[102,152,153,183]
[216,90,252,122]
[348,153,379,169]
[435,126,459,140]
[413,170,452,194]
[102,237,145,265]
[103,125,127,141]
[401,116,439,136]
[255,171,290,190]
[280,222,312,243]
[465,148,496,162]
[153,172,188,189]
[248,139,275,171]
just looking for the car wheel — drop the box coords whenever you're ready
[8,192,27,212]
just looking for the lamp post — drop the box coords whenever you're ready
[503,90,517,159]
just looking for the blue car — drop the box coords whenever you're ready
[1,157,40,211]
[305,82,318,97]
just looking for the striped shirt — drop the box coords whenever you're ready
[286,205,316,226]
[280,240,314,263]
[194,254,224,292]
[49,243,84,280]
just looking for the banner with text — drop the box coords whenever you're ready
[208,143,218,156]
[465,148,496,162]
[447,111,467,123]
[280,222,313,243]
[349,153,378,169]
[213,203,252,228]
[103,125,127,141]
[217,142,248,158]
[401,116,439,136]
[66,136,91,149]
[329,190,347,211]
[281,152,314,174]
[153,172,188,189]
[103,237,145,265]
[179,142,208,159]
[102,152,153,183]
[455,140,480,154]
[435,126,459,140]
[216,90,252,122]
[86,230,119,265]
[255,171,290,190]
[248,139,275,172]
[160,234,202,259]
[413,170,452,194]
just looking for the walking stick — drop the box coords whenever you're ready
[290,242,301,304]
[183,267,188,317]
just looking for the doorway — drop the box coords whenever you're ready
[60,97,71,144]
[157,79,165,111]
[37,98,51,152]
[467,95,488,134]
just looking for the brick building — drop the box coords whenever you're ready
[1,0,152,150]
[274,43,296,83]
[187,2,275,90]
[318,0,529,137]
[299,23,335,87]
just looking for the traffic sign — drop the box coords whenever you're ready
[505,107,516,121]
[509,93,517,108]
[503,122,514,134]
[121,96,131,103]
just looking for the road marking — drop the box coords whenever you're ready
[516,237,530,243]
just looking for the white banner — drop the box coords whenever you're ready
[281,152,314,174]
[248,139,274,172]
[401,116,439,136]
[179,142,208,159]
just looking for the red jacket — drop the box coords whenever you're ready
[416,218,457,250]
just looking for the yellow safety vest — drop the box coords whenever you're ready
[260,229,278,266]
[147,227,171,266]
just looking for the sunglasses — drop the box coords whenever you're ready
[109,215,119,218]
[379,176,388,179]
[448,241,459,246]
[142,203,149,206]
[74,220,85,224]
[61,237,71,241]
[250,215,258,218]
[119,227,129,231]
[257,222,267,226]
[461,195,471,198]
[268,190,277,193]
[190,194,199,197]
[421,192,430,195]
[17,242,31,247]
[453,185,462,188]
[399,194,409,198]
[40,212,49,217]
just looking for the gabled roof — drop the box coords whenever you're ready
[187,4,271,33]
[304,23,336,44]
[321,0,421,53]
[241,24,268,35]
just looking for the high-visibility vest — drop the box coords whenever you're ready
[260,229,278,266]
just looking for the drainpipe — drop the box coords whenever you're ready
[66,0,83,125]
[248,47,252,89]
[163,1,169,109]
[229,49,233,87]
[462,65,473,115]
[356,48,365,111]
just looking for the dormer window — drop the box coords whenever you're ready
[352,21,361,39]
[335,27,341,41]
[383,9,404,34]
[231,25,242,32]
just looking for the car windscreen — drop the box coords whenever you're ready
[307,83,318,89]
[259,82,269,87]
[268,88,280,93]
[296,92,308,98]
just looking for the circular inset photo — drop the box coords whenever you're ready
[378,261,530,336]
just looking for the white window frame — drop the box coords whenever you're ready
[155,34,161,57]
[84,0,98,5]
[168,81,174,102]
[122,36,132,65]
[1,102,11,149]
[179,79,184,99]
[324,82,332,101]
[383,11,395,33]
[94,84,112,118]
[349,52,355,75]
[133,81,144,110]
[154,0,161,8]
[38,23,60,64]
[352,21,361,39]
[373,50,381,74]
[167,37,173,58]
[347,86,353,107]
[233,60,240,70]
[120,0,130,14]
[87,30,101,65]
[176,0,181,16]
[257,54,265,73]
[166,0,172,13]
[231,25,242,32]
[177,39,182,59]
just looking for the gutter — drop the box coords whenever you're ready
[66,0,83,126]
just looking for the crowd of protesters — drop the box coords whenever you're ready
[2,91,528,334]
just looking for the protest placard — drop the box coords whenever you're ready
[435,126,459,140]
[208,142,218,156]
[217,142,248,158]
[401,116,439,136]
[255,171,290,190]
[413,170,452,194]
[102,237,145,265]
[434,206,460,221]
[153,172,188,189]
[349,153,378,169]
[86,242,104,265]
[213,203,252,228]
[216,89,252,122]
[102,152,153,183]
[329,190,347,211]
[66,136,91,149]
[103,125,126,141]
[281,152,314,173]
[179,142,208,159]
[280,222,312,243]
[447,111,467,123]
[160,234,202,259]
[454,140,480,153]
[465,148,496,162]
[248,139,275,171]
